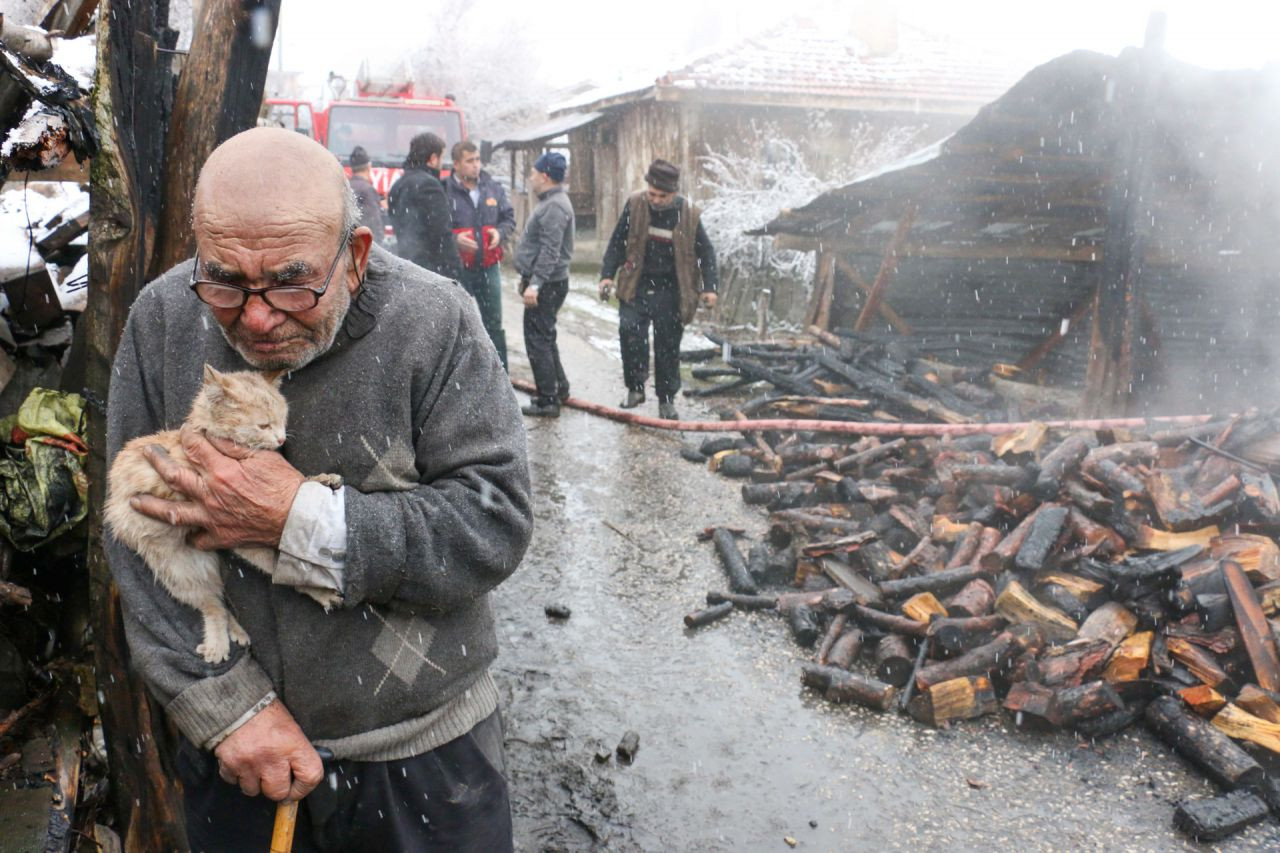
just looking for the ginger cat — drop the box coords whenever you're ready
[106,365,340,664]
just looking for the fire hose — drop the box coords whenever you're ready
[509,378,1214,437]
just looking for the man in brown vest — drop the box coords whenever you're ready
[598,159,718,420]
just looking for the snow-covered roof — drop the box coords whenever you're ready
[553,18,1027,117]
[494,111,604,150]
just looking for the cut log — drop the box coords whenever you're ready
[995,580,1078,642]
[816,612,849,664]
[850,605,928,637]
[901,592,947,623]
[1032,434,1094,497]
[1032,639,1113,688]
[1076,602,1138,647]
[943,578,995,618]
[944,522,984,568]
[712,528,759,595]
[1235,684,1280,724]
[1166,636,1231,690]
[819,558,884,606]
[1211,535,1280,584]
[1134,524,1219,551]
[1014,505,1070,572]
[928,615,1011,656]
[1179,685,1227,717]
[1103,631,1153,683]
[1223,560,1280,693]
[1144,696,1263,790]
[801,664,897,711]
[788,605,821,648]
[1004,681,1059,727]
[706,591,778,611]
[1056,680,1125,727]
[1066,507,1125,557]
[1211,703,1280,756]
[915,631,1017,691]
[684,602,733,629]
[1174,790,1269,842]
[907,675,999,726]
[825,628,865,670]
[875,634,916,687]
[879,566,988,601]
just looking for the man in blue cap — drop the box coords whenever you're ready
[515,152,575,417]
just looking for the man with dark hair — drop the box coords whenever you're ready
[347,146,384,246]
[515,152,574,417]
[447,139,516,369]
[598,158,718,420]
[387,132,463,279]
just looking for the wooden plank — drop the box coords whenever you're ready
[833,254,912,334]
[853,205,915,332]
[1222,560,1280,692]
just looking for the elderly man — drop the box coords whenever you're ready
[598,158,718,420]
[105,127,531,850]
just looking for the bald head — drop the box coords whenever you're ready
[193,127,352,242]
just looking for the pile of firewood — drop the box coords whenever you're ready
[688,408,1280,841]
[684,327,1077,422]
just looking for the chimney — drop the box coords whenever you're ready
[852,0,899,59]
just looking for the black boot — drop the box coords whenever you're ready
[658,400,678,420]
[620,389,645,409]
[521,399,560,417]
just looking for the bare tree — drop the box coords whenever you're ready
[408,0,552,138]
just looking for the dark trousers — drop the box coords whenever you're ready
[460,264,507,371]
[619,278,684,401]
[523,278,569,404]
[178,710,512,853]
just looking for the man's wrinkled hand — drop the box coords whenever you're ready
[129,426,304,550]
[455,230,479,251]
[522,286,539,307]
[215,700,323,802]
[700,291,718,309]
[598,279,613,302]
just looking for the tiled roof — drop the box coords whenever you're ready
[555,19,1027,115]
[660,20,1023,108]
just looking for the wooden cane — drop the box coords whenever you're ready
[270,801,299,853]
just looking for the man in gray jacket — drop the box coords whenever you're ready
[106,127,531,850]
[514,152,574,417]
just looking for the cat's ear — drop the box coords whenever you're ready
[202,364,223,385]
[261,369,286,388]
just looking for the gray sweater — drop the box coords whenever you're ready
[514,185,574,287]
[105,245,532,760]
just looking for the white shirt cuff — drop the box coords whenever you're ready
[274,482,347,595]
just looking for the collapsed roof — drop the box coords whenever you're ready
[757,49,1280,414]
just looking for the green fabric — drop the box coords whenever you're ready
[0,387,87,551]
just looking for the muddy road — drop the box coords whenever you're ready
[490,275,1279,851]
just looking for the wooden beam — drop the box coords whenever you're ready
[1081,13,1166,416]
[85,2,187,849]
[1017,289,1094,372]
[834,254,912,334]
[853,205,915,332]
[805,249,835,330]
[153,0,282,275]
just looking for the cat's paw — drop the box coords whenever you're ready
[197,636,230,664]
[305,588,343,611]
[309,472,344,490]
[228,618,250,648]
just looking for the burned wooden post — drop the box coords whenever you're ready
[153,0,282,274]
[1081,12,1166,416]
[85,2,280,846]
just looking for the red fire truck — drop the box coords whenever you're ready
[262,69,467,196]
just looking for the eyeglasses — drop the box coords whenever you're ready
[189,231,352,312]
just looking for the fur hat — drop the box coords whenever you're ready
[645,158,680,192]
[534,151,567,183]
